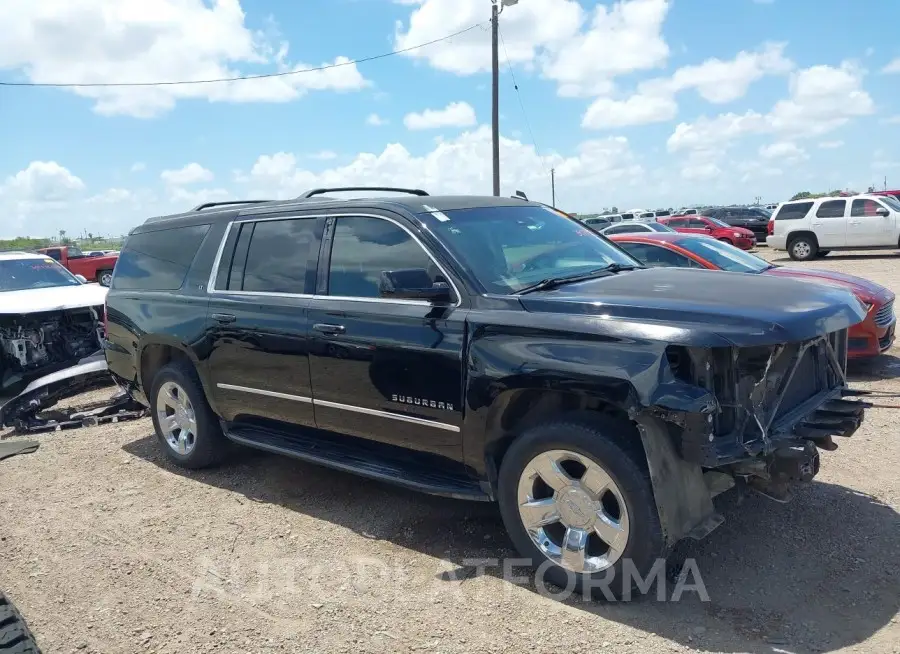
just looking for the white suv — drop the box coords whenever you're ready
[767,194,900,260]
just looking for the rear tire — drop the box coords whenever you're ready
[98,269,113,286]
[788,235,818,261]
[497,415,665,601]
[0,592,42,653]
[149,360,229,469]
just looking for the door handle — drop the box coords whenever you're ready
[313,323,346,335]
[211,313,236,324]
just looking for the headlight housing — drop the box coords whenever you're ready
[733,232,742,238]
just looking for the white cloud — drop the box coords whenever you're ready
[759,141,808,163]
[309,150,337,160]
[0,0,370,118]
[681,162,721,181]
[130,162,146,173]
[394,0,669,97]
[403,101,477,130]
[2,161,85,203]
[882,58,900,74]
[366,113,388,126]
[818,140,844,149]
[668,62,874,153]
[582,42,792,130]
[582,93,677,128]
[86,188,134,204]
[242,126,643,206]
[168,186,232,207]
[160,163,214,185]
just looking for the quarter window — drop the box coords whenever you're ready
[114,224,211,291]
[237,217,322,294]
[815,200,846,218]
[774,201,813,220]
[327,216,440,299]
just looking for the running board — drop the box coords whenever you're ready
[223,423,490,501]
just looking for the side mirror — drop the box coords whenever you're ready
[74,274,87,283]
[876,206,890,217]
[379,268,452,303]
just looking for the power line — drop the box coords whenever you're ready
[498,26,547,175]
[0,22,487,88]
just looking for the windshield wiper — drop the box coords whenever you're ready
[515,263,640,295]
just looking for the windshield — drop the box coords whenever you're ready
[880,195,900,212]
[647,223,676,232]
[423,205,642,294]
[705,217,732,228]
[675,237,770,273]
[0,257,82,292]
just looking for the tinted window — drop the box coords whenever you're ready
[424,206,640,294]
[328,216,436,298]
[665,218,687,228]
[617,242,702,268]
[687,218,710,228]
[240,218,322,294]
[850,199,883,217]
[880,195,900,212]
[113,224,211,291]
[227,222,254,291]
[44,249,61,261]
[647,223,676,232]
[774,202,813,220]
[816,200,846,218]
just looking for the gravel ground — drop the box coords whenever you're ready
[1,248,899,654]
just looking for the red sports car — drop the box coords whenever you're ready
[608,232,895,359]
[657,214,756,250]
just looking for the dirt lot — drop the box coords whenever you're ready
[1,248,899,654]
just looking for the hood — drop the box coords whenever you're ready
[517,267,867,348]
[0,283,108,315]
[763,266,893,303]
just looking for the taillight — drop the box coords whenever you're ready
[767,219,774,236]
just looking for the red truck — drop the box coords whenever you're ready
[37,245,118,286]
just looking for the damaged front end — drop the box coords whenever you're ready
[0,306,146,431]
[638,327,870,544]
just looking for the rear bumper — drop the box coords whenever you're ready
[766,235,787,249]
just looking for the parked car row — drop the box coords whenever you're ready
[97,186,875,601]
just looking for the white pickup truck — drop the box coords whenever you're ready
[767,194,900,260]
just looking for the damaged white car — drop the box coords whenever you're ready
[0,251,109,428]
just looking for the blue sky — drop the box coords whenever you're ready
[1,0,899,238]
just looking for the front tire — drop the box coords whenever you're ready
[788,235,818,261]
[98,269,113,286]
[497,416,665,601]
[149,360,228,469]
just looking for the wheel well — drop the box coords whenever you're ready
[484,390,642,487]
[140,344,192,392]
[787,230,818,246]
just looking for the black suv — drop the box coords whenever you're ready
[105,187,869,598]
[703,206,772,240]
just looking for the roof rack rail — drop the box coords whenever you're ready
[296,186,429,199]
[191,200,271,212]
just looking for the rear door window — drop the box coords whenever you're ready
[114,224,211,290]
[229,217,323,294]
[815,200,847,218]
[773,202,814,220]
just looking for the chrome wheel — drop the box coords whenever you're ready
[517,449,630,574]
[99,271,113,286]
[156,381,197,455]
[791,240,811,259]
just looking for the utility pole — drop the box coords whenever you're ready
[551,168,556,206]
[491,0,518,197]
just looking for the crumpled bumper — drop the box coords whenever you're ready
[0,353,109,427]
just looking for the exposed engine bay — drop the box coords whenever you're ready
[0,306,104,396]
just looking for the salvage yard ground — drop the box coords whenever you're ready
[1,248,899,654]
